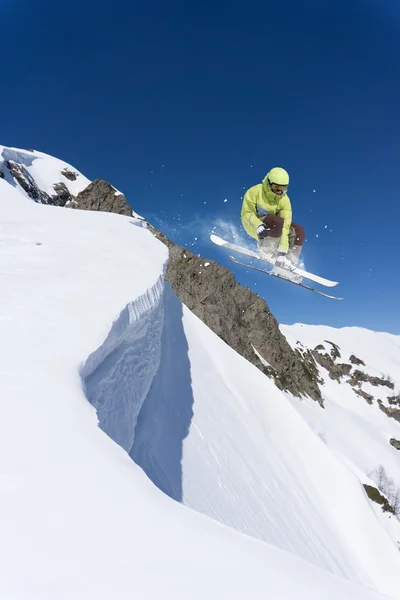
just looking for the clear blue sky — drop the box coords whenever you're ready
[2,0,399,332]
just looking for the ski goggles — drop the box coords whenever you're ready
[270,182,288,196]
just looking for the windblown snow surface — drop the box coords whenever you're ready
[0,147,399,599]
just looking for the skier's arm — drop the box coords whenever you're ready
[277,195,292,253]
[241,188,263,239]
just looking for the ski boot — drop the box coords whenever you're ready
[273,248,302,283]
[257,236,279,264]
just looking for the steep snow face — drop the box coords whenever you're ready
[0,171,391,600]
[82,274,165,453]
[132,298,400,599]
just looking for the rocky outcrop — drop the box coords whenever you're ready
[390,438,400,451]
[6,160,44,202]
[353,388,374,404]
[388,395,400,406]
[378,401,400,423]
[2,159,75,207]
[348,370,394,389]
[73,179,132,216]
[61,168,78,181]
[324,340,341,360]
[52,182,73,207]
[363,484,395,514]
[151,228,322,404]
[349,354,365,366]
[311,348,351,382]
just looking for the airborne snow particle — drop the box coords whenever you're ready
[224,199,228,203]
[313,189,316,192]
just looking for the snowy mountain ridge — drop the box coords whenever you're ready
[0,145,400,599]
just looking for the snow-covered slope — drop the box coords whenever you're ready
[0,145,90,200]
[0,145,399,599]
[129,292,400,598]
[281,324,400,549]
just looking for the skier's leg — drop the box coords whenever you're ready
[287,222,305,266]
[258,215,283,260]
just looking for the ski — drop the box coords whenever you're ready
[210,234,339,288]
[229,256,343,300]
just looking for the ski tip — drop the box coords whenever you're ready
[210,234,224,245]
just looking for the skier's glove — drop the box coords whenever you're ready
[256,224,269,240]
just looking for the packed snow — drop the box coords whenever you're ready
[0,147,399,599]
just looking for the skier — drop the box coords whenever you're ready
[240,167,305,270]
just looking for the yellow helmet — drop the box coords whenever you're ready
[267,167,289,186]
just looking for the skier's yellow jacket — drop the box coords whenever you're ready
[241,175,292,253]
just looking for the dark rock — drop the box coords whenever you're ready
[388,395,400,406]
[378,401,400,423]
[151,227,323,404]
[353,388,374,404]
[363,484,395,514]
[314,344,325,352]
[348,370,395,389]
[6,160,43,202]
[296,347,324,386]
[0,169,4,179]
[390,438,400,450]
[61,168,78,181]
[349,354,365,366]
[324,340,341,360]
[51,182,73,207]
[74,179,132,216]
[311,349,351,381]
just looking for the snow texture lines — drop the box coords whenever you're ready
[82,275,165,454]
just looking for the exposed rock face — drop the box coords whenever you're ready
[314,344,325,352]
[311,349,351,381]
[6,160,43,202]
[2,159,75,207]
[353,388,374,404]
[388,395,400,406]
[363,484,395,514]
[348,370,394,389]
[349,354,365,366]
[74,179,132,216]
[324,340,341,360]
[378,401,400,423]
[52,182,73,207]
[310,342,397,415]
[390,438,400,450]
[151,228,322,404]
[61,168,78,181]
